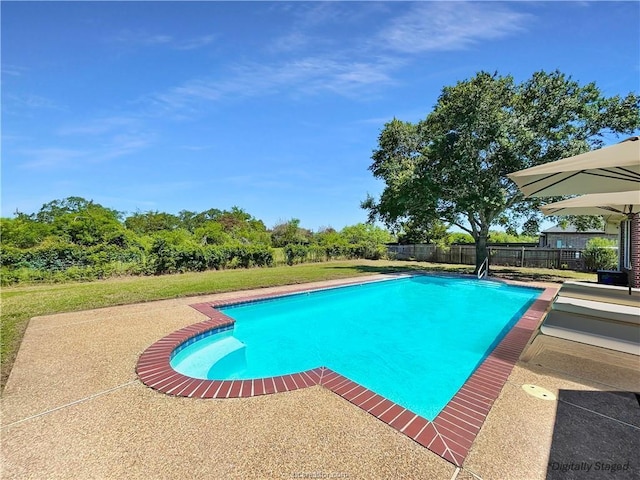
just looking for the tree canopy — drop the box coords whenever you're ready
[270,219,313,247]
[363,70,639,271]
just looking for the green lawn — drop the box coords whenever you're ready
[0,260,595,390]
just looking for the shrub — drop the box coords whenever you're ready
[307,245,327,263]
[284,244,309,265]
[324,243,345,260]
[0,240,89,271]
[149,237,178,274]
[362,243,388,260]
[583,237,618,271]
[175,244,207,272]
[203,245,231,270]
[247,245,274,267]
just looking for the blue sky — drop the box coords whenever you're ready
[2,1,639,231]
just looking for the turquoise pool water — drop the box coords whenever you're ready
[171,276,540,420]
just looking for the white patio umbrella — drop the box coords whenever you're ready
[508,136,640,197]
[540,190,640,217]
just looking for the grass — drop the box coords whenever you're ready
[0,259,596,390]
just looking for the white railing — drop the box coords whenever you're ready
[477,257,489,279]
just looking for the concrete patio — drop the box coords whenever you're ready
[2,275,638,479]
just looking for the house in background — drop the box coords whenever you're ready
[538,224,618,249]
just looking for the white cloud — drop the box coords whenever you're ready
[379,2,530,53]
[110,30,216,51]
[17,131,153,170]
[99,133,154,161]
[148,55,399,115]
[268,32,311,53]
[57,116,139,136]
[286,1,385,29]
[266,2,387,55]
[3,93,62,113]
[180,145,213,151]
[111,31,173,47]
[144,2,528,118]
[1,64,27,77]
[176,34,217,51]
[19,147,88,170]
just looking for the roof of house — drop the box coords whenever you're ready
[541,225,608,234]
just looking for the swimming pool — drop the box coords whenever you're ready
[170,275,540,420]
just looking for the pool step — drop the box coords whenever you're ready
[207,337,247,379]
[172,335,246,379]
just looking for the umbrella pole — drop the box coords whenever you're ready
[629,213,640,294]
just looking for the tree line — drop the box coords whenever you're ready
[0,197,396,285]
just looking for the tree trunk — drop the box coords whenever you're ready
[475,230,490,275]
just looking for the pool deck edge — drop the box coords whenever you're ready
[135,275,557,467]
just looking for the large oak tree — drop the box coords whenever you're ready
[363,71,639,273]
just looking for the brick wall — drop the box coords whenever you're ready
[630,213,640,288]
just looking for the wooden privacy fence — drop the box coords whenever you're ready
[387,244,592,271]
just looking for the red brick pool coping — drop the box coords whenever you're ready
[136,276,557,467]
